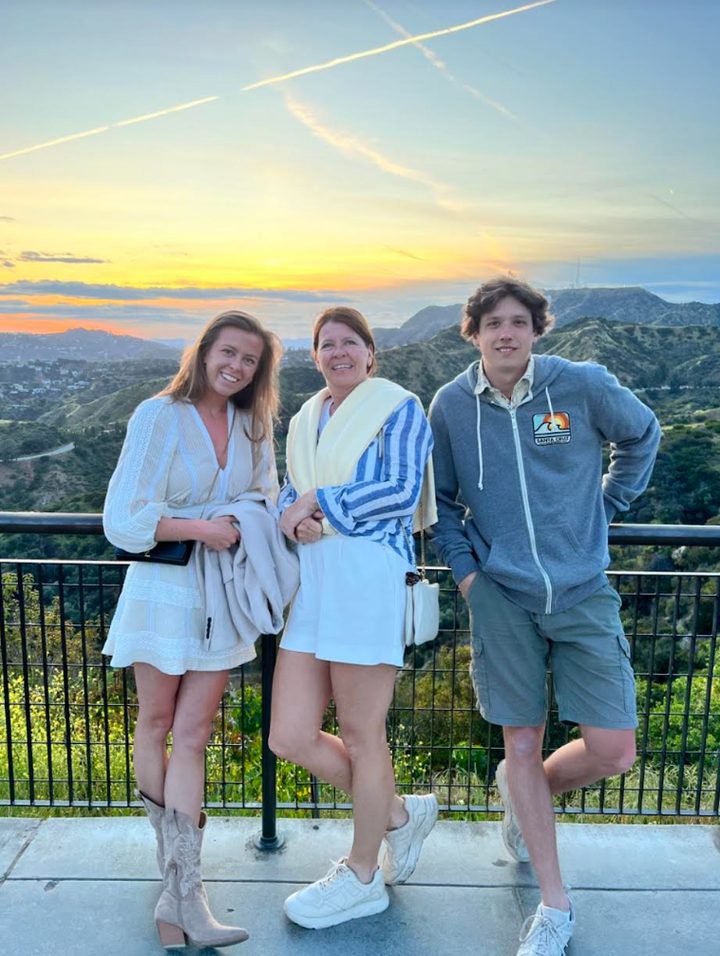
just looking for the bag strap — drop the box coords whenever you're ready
[401,496,426,572]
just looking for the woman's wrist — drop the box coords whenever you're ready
[300,490,319,516]
[182,519,207,543]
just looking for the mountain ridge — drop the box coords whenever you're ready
[373,286,720,348]
[30,317,720,431]
[0,328,182,362]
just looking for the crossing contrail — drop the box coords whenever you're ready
[240,0,561,91]
[362,0,520,122]
[0,0,561,162]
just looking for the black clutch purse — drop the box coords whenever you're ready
[114,540,193,566]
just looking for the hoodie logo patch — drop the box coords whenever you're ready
[533,412,571,445]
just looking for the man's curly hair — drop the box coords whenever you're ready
[461,275,554,339]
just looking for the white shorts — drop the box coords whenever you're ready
[280,535,410,667]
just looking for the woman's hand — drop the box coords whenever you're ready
[295,517,323,544]
[279,491,322,542]
[198,515,241,551]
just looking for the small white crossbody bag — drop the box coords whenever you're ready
[401,511,440,647]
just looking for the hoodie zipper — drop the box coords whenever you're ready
[509,407,553,614]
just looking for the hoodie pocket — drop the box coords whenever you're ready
[534,524,605,592]
[483,529,541,593]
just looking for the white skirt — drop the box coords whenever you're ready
[280,535,410,667]
[102,560,256,675]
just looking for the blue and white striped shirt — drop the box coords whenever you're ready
[278,397,434,565]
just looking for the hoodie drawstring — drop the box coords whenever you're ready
[474,368,550,493]
[476,393,484,491]
[545,386,555,427]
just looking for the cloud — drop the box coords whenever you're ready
[0,300,198,319]
[18,250,109,264]
[283,95,461,216]
[0,216,16,222]
[1,261,15,270]
[0,279,346,302]
[284,96,439,189]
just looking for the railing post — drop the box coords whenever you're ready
[254,633,284,850]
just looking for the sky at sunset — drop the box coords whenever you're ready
[2,0,719,342]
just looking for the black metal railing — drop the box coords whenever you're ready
[1,513,719,845]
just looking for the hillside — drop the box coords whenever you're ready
[534,317,720,387]
[547,287,720,328]
[373,286,720,347]
[374,304,463,348]
[2,318,720,562]
[39,378,172,429]
[0,328,182,363]
[0,357,180,423]
[20,317,720,438]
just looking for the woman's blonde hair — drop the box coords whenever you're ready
[158,310,282,442]
[311,306,376,375]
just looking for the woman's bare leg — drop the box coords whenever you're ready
[164,669,230,823]
[331,662,399,883]
[269,650,347,787]
[269,650,407,827]
[133,663,181,805]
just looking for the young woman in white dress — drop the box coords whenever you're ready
[269,307,438,930]
[103,310,281,948]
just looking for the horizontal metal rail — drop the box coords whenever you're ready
[1,516,719,832]
[3,511,720,546]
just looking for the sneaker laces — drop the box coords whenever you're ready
[518,913,566,956]
[317,859,351,892]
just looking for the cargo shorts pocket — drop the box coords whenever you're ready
[469,633,491,714]
[616,634,637,714]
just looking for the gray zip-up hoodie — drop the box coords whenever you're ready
[429,355,661,614]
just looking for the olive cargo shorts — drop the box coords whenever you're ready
[467,574,638,729]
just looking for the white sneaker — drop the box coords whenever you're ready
[496,759,530,863]
[381,793,439,884]
[284,858,389,929]
[517,902,575,956]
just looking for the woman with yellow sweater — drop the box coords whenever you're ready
[269,306,437,930]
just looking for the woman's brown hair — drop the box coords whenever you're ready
[311,306,376,374]
[158,310,282,442]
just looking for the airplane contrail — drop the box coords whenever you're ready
[0,0,561,162]
[0,97,220,161]
[241,0,561,91]
[362,0,520,122]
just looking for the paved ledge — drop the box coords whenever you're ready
[1,817,717,956]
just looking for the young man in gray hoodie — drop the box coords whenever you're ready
[428,276,661,956]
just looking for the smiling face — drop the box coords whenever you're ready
[314,320,374,397]
[203,327,265,401]
[474,294,538,386]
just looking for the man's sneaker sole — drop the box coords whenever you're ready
[283,892,389,929]
[383,793,439,885]
[495,762,530,864]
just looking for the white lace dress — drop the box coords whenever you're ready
[102,395,278,674]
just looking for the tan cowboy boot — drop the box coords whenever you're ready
[154,807,249,948]
[136,789,166,874]
[136,789,208,876]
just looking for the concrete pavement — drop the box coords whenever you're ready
[1,816,717,955]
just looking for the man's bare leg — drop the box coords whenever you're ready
[503,724,569,911]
